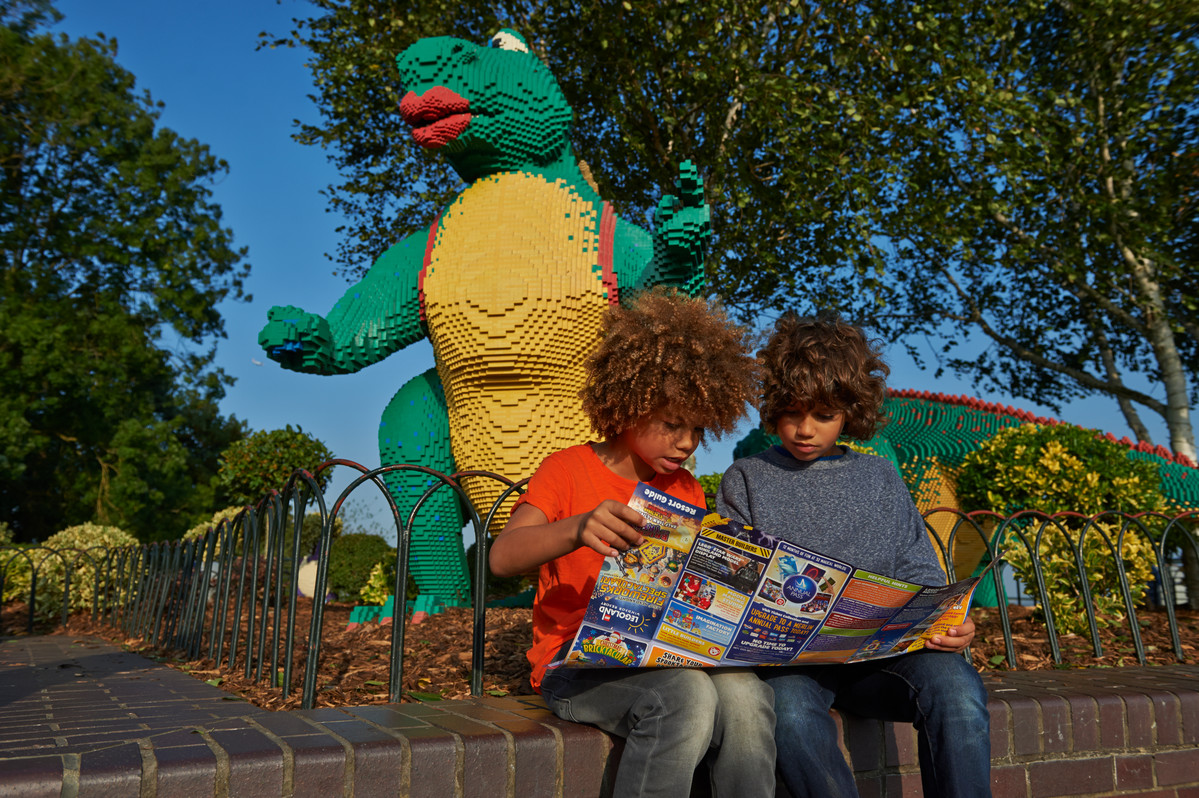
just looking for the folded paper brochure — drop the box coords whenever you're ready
[550,482,990,669]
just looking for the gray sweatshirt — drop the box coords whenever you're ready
[717,446,946,586]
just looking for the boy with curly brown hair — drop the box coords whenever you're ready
[490,287,775,798]
[718,313,992,798]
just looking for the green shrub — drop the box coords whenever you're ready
[1,523,138,620]
[216,425,335,506]
[297,511,343,560]
[958,424,1166,635]
[360,541,523,606]
[696,473,721,512]
[327,533,392,602]
[957,423,1165,516]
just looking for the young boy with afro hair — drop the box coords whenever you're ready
[717,313,991,798]
[490,287,776,798]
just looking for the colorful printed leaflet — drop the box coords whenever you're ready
[551,483,981,669]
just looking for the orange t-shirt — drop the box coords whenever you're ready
[513,444,705,693]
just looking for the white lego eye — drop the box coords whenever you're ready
[490,30,529,53]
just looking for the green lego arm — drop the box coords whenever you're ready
[613,160,711,299]
[258,232,428,375]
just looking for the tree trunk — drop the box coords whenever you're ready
[1091,313,1154,444]
[1122,251,1196,461]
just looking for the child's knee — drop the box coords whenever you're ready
[943,671,989,721]
[940,655,987,702]
[915,655,989,724]
[712,671,774,724]
[643,668,721,724]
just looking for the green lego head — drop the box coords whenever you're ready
[396,30,573,182]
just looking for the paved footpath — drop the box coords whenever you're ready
[6,634,1199,797]
[0,635,272,795]
[0,634,614,798]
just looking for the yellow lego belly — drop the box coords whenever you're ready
[422,172,609,524]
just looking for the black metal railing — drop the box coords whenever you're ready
[922,507,1198,667]
[2,464,1196,709]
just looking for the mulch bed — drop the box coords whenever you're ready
[970,603,1199,669]
[45,602,538,710]
[5,599,1197,711]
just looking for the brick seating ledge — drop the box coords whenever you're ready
[0,636,1196,797]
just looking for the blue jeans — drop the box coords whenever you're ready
[540,666,776,798]
[764,651,991,798]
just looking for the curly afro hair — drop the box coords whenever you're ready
[759,313,890,441]
[581,287,760,442]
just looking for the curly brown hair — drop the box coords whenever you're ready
[759,313,890,441]
[581,287,760,441]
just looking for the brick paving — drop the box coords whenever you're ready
[2,634,1198,797]
[0,635,615,798]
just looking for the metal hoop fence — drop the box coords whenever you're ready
[2,465,1196,708]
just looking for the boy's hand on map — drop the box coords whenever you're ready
[926,615,976,652]
[579,500,646,557]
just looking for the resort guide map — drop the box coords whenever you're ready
[551,483,987,669]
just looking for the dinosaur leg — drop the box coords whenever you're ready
[378,367,471,618]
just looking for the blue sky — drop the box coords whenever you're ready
[51,1,1171,530]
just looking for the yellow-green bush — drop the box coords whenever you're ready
[1,544,33,603]
[182,506,245,553]
[358,554,420,606]
[1003,520,1156,636]
[183,507,341,564]
[957,424,1164,516]
[359,560,393,605]
[1,523,138,620]
[958,423,1166,636]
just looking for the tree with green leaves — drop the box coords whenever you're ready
[215,426,335,506]
[0,3,250,542]
[865,0,1197,461]
[270,0,1195,461]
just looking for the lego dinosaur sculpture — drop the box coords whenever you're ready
[259,29,710,615]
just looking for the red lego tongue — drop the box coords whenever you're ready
[399,87,472,149]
